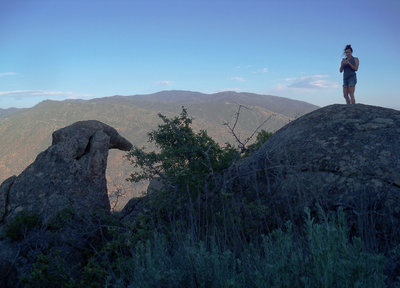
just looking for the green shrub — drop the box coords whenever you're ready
[126,106,239,190]
[242,209,388,288]
[80,210,390,288]
[47,207,75,230]
[80,257,109,288]
[125,107,242,244]
[244,129,273,156]
[5,211,41,241]
[20,252,77,288]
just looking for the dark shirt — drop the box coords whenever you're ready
[343,57,356,79]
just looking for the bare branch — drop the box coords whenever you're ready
[232,104,249,131]
[224,104,274,154]
[243,115,273,145]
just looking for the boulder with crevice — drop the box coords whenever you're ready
[0,120,132,227]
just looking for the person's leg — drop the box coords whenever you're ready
[348,86,356,104]
[343,86,350,104]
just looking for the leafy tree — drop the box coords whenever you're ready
[126,107,239,193]
[125,107,242,246]
[125,108,274,246]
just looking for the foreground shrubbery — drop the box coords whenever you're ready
[81,210,389,288]
[5,108,400,287]
[18,209,392,287]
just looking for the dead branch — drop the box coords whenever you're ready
[224,104,273,154]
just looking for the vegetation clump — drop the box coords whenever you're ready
[4,211,41,241]
[125,107,277,248]
[126,107,239,188]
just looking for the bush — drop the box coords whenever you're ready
[126,106,239,190]
[244,129,273,156]
[21,252,77,288]
[4,211,41,241]
[86,210,389,288]
[125,107,242,245]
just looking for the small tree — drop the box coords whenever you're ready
[125,107,271,248]
[126,107,239,193]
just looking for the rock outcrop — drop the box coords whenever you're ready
[0,120,132,286]
[227,104,400,249]
[0,120,132,227]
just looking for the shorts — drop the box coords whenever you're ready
[343,75,357,87]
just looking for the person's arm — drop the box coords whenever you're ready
[339,58,347,73]
[348,57,359,71]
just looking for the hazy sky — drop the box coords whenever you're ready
[1,0,399,109]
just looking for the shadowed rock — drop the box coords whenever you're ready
[0,120,132,227]
[226,104,400,250]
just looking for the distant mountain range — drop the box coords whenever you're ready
[0,107,27,119]
[0,90,318,209]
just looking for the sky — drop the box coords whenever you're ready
[1,0,399,110]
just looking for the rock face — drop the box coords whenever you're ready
[228,104,400,249]
[0,120,132,227]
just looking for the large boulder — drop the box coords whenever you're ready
[0,120,132,286]
[0,120,132,227]
[227,104,400,250]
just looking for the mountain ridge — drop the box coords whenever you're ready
[0,90,318,209]
[90,90,318,118]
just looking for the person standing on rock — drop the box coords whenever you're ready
[340,44,359,104]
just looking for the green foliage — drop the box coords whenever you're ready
[4,211,41,241]
[125,107,244,245]
[21,252,77,288]
[82,210,389,288]
[302,208,381,287]
[126,106,239,190]
[47,207,75,230]
[80,257,109,288]
[245,129,273,156]
[248,209,388,288]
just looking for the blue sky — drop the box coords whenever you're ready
[1,0,399,109]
